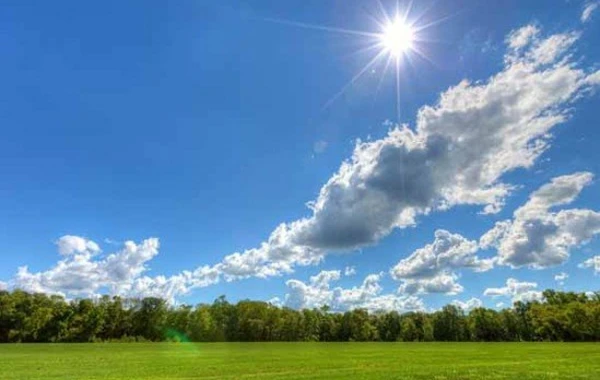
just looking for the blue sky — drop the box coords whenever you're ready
[1,0,600,311]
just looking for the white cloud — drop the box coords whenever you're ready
[0,281,6,291]
[579,256,600,274]
[581,2,598,23]
[481,172,600,269]
[554,272,569,285]
[10,236,200,303]
[495,302,505,308]
[451,297,483,311]
[344,266,357,276]
[391,230,492,295]
[56,235,100,256]
[267,297,282,307]
[507,25,539,50]
[283,270,423,312]
[484,278,543,303]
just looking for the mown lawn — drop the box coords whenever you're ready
[0,342,598,379]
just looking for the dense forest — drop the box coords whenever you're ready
[1,289,599,343]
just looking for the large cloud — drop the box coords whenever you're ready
[10,237,204,302]
[481,172,600,268]
[282,270,424,312]
[390,230,492,295]
[205,23,599,281]
[484,278,543,303]
[4,23,600,301]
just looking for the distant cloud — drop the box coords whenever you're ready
[103,238,121,245]
[451,297,483,311]
[344,266,356,276]
[484,278,543,303]
[506,25,539,50]
[579,256,600,274]
[56,235,100,256]
[313,140,328,154]
[554,272,569,285]
[581,2,598,23]
[11,236,204,303]
[391,230,492,295]
[282,270,423,312]
[480,172,600,269]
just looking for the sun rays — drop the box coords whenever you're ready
[262,1,446,121]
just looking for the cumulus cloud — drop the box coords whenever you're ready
[283,270,424,312]
[451,297,483,311]
[0,281,7,291]
[480,172,600,268]
[582,2,598,23]
[579,256,600,274]
[506,25,539,50]
[10,236,199,302]
[56,235,100,256]
[484,278,543,303]
[554,272,569,285]
[4,23,600,301]
[344,266,357,276]
[391,230,492,295]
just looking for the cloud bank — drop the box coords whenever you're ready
[283,270,424,312]
[480,172,600,268]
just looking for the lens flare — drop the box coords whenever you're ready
[381,19,414,56]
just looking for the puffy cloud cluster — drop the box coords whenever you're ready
[390,230,492,295]
[579,256,600,274]
[484,278,543,303]
[283,270,424,312]
[451,297,483,311]
[10,237,202,302]
[480,172,600,268]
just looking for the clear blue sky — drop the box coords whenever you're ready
[1,0,599,311]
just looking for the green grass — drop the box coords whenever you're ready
[0,343,599,379]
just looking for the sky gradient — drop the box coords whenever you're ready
[1,0,600,311]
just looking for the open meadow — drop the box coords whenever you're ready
[0,342,599,380]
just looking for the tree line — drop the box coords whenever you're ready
[0,289,599,343]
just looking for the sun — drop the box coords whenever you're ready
[381,19,414,57]
[263,3,444,120]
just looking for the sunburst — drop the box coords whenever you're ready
[263,1,449,121]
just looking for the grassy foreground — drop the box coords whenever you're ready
[0,342,599,379]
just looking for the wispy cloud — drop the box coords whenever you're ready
[581,2,598,23]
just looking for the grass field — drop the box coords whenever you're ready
[0,343,599,379]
